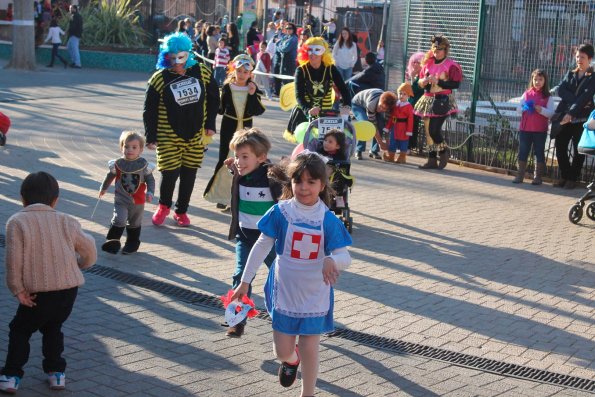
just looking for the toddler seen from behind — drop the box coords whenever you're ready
[0,172,97,394]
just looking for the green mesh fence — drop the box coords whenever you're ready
[388,0,595,110]
[405,0,480,102]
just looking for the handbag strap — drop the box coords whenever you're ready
[573,72,590,96]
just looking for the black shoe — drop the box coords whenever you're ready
[0,132,5,146]
[226,323,245,338]
[122,227,141,254]
[216,203,227,209]
[278,359,300,387]
[419,157,439,169]
[71,64,81,69]
[46,64,53,67]
[437,149,449,169]
[102,225,125,254]
[563,181,576,189]
[355,152,362,160]
[101,240,121,254]
[122,241,140,254]
[369,152,381,159]
[553,179,566,188]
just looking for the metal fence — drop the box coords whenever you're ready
[388,0,595,111]
[408,118,595,185]
[387,0,595,184]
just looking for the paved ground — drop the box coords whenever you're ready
[0,60,594,396]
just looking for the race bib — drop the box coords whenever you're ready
[170,77,202,106]
[318,117,344,137]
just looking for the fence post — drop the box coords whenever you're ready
[468,0,487,160]
[402,0,411,82]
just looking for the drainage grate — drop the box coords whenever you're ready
[326,329,595,392]
[84,265,593,393]
[85,265,226,309]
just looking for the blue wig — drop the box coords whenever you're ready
[156,33,198,70]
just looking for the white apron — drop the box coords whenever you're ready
[273,200,330,318]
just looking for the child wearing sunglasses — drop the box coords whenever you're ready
[204,54,266,208]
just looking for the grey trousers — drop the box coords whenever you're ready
[111,194,144,228]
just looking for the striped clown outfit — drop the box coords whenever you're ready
[143,33,220,226]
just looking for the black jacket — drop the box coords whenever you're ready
[555,67,595,119]
[348,62,385,90]
[68,12,83,38]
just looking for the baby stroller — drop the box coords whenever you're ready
[303,111,356,233]
[568,182,595,224]
[568,122,595,224]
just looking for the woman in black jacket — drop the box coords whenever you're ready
[553,43,595,189]
[226,22,240,58]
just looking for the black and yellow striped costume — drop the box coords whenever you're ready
[143,62,220,214]
[144,63,220,170]
[284,63,351,141]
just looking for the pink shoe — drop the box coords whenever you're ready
[173,212,190,227]
[152,203,170,226]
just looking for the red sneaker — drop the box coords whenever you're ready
[173,212,190,227]
[152,203,170,226]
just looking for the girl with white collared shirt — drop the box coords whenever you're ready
[44,19,68,68]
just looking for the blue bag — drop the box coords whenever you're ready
[579,112,595,155]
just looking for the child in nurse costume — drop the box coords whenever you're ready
[231,151,352,396]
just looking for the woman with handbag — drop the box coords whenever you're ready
[552,43,595,189]
[413,35,463,169]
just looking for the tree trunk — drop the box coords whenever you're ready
[6,0,36,70]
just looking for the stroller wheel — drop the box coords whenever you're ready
[586,202,595,221]
[342,208,353,233]
[568,204,583,224]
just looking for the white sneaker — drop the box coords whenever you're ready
[48,372,66,390]
[0,374,20,394]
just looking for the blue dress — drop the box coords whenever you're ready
[257,199,352,335]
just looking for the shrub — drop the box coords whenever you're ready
[60,0,147,48]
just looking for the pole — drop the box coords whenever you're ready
[322,0,326,21]
[263,0,269,33]
[469,0,487,125]
[468,0,487,159]
[402,0,411,82]
[381,0,389,90]
[7,0,36,70]
[148,0,154,42]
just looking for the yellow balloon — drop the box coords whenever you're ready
[280,83,297,111]
[352,120,376,141]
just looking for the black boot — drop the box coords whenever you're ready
[122,227,141,255]
[419,157,438,169]
[102,225,125,254]
[437,149,449,169]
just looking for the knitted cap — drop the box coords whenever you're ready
[0,112,10,134]
[397,82,414,97]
